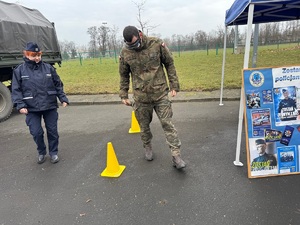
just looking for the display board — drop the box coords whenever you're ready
[243,65,300,178]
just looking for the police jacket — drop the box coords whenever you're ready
[119,33,180,102]
[12,57,69,112]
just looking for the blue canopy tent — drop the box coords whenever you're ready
[226,0,300,26]
[219,0,300,166]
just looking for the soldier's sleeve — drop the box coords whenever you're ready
[160,42,180,92]
[119,54,131,99]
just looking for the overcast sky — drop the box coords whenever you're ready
[5,0,235,46]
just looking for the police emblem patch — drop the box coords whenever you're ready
[249,71,264,87]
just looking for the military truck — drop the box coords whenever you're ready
[0,0,62,122]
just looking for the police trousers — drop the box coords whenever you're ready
[25,108,59,156]
[133,95,181,156]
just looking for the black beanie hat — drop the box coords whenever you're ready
[123,26,139,42]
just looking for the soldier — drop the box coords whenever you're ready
[119,25,186,169]
[12,42,69,164]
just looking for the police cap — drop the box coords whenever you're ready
[255,139,266,145]
[25,42,41,52]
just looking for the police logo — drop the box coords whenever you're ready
[284,130,292,137]
[249,71,264,87]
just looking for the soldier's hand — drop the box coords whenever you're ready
[170,90,177,97]
[19,108,28,114]
[122,99,132,106]
[62,102,68,107]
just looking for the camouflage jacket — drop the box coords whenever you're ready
[119,34,180,102]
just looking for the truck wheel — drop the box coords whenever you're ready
[0,82,13,122]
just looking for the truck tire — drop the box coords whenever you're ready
[0,82,13,122]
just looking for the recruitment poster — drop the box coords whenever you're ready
[243,65,300,178]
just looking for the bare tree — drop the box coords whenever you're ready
[59,41,69,60]
[87,26,98,57]
[195,30,208,47]
[108,25,119,57]
[207,30,219,48]
[285,20,299,41]
[67,41,77,59]
[83,18,300,55]
[228,27,236,46]
[216,25,225,46]
[132,0,159,35]
[59,40,77,59]
[97,25,110,57]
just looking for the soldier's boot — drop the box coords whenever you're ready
[144,144,153,161]
[172,155,186,169]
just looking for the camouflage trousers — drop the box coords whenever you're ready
[133,95,181,156]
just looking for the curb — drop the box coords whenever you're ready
[67,89,241,105]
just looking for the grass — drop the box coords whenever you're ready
[56,43,300,95]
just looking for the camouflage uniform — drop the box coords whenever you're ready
[119,33,181,156]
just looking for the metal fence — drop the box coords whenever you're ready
[62,40,300,64]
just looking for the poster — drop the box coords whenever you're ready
[243,66,300,178]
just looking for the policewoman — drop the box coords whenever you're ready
[12,42,69,164]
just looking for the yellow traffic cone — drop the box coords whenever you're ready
[129,110,140,133]
[101,142,126,178]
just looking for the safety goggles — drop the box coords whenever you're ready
[124,38,141,50]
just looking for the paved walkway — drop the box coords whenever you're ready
[2,101,299,225]
[67,89,241,105]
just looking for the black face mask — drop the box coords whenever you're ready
[125,37,141,50]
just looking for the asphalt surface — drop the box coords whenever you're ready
[1,90,300,225]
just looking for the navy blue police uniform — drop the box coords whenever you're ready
[12,42,69,163]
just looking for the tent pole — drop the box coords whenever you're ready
[219,26,227,106]
[243,4,254,69]
[234,89,245,166]
[234,25,238,54]
[234,3,254,167]
[252,24,259,68]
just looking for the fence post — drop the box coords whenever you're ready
[114,49,117,63]
[206,44,209,55]
[79,53,82,66]
[177,45,181,57]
